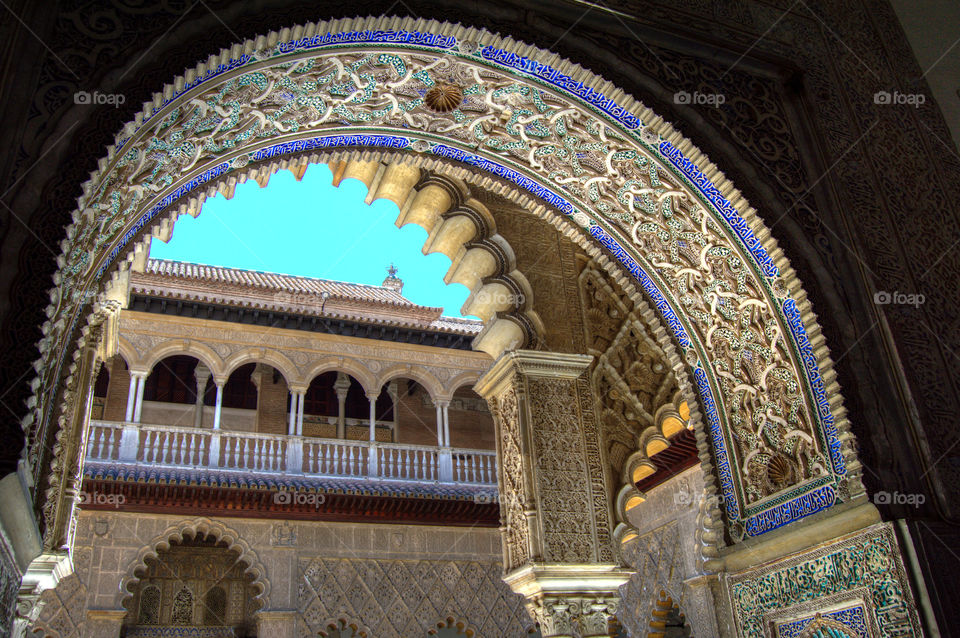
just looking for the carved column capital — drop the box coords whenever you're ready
[528,594,622,638]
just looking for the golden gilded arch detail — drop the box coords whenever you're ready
[29,16,861,547]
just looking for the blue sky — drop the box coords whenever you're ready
[149,164,474,317]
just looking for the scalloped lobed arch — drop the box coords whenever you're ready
[117,518,270,610]
[30,16,863,548]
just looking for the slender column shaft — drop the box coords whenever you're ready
[288,392,297,435]
[336,393,347,438]
[435,402,444,447]
[132,374,146,423]
[368,395,377,441]
[213,383,224,430]
[296,391,305,436]
[124,374,137,422]
[442,403,450,447]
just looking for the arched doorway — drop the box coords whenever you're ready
[13,15,911,638]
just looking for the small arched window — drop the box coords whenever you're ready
[137,585,160,625]
[171,587,194,625]
[203,585,227,625]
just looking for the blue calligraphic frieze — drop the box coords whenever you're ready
[658,141,778,279]
[588,225,692,349]
[479,46,642,130]
[695,366,740,520]
[429,144,575,215]
[277,30,457,54]
[745,485,836,536]
[783,298,845,475]
[252,134,410,161]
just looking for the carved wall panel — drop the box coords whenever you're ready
[29,574,88,638]
[488,387,529,571]
[528,377,595,563]
[298,557,535,638]
[121,537,260,633]
[478,352,615,571]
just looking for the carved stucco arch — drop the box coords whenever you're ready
[221,346,300,388]
[115,337,138,371]
[374,364,444,401]
[301,356,378,395]
[29,16,861,550]
[444,370,485,399]
[137,339,226,379]
[117,518,270,610]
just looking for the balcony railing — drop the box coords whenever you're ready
[85,420,497,485]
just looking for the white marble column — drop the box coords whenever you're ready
[288,390,298,435]
[212,381,224,430]
[367,392,379,441]
[367,391,379,477]
[295,390,305,436]
[435,400,444,447]
[123,373,138,422]
[436,399,452,481]
[132,373,146,423]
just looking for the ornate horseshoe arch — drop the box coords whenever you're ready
[28,16,862,551]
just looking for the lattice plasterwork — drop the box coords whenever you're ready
[298,557,535,638]
[30,16,856,545]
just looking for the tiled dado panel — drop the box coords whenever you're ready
[726,522,923,637]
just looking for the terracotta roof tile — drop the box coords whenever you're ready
[132,259,484,336]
